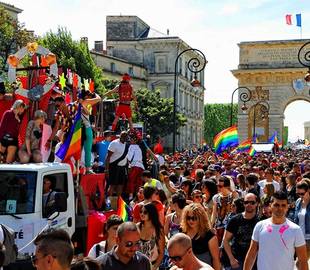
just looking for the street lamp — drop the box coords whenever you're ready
[230,87,252,127]
[173,48,207,153]
[297,41,310,84]
[252,100,270,142]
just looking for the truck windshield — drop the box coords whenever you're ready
[0,171,37,215]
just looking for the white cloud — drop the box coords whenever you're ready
[218,3,240,16]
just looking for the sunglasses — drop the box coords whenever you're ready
[217,185,224,188]
[169,248,190,262]
[140,209,148,215]
[125,240,141,248]
[194,195,202,199]
[296,192,305,196]
[186,215,198,221]
[243,201,256,205]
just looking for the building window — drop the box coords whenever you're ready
[155,54,167,73]
[128,67,134,76]
[110,62,116,73]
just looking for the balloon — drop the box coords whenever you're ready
[7,55,20,67]
[45,53,57,65]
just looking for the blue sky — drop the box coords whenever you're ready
[5,0,310,141]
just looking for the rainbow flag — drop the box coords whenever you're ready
[117,196,131,222]
[249,146,256,157]
[268,131,279,147]
[237,139,252,152]
[214,126,238,154]
[56,105,82,161]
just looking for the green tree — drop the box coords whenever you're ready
[204,103,237,146]
[0,6,33,73]
[134,88,186,141]
[39,27,104,94]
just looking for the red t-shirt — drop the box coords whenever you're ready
[0,99,13,122]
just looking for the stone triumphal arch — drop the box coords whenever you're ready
[232,39,310,143]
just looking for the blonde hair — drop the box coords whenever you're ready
[180,203,211,237]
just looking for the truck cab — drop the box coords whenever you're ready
[0,163,75,258]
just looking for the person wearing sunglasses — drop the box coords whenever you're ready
[167,233,214,270]
[96,222,151,270]
[33,228,74,270]
[294,179,310,260]
[244,191,308,270]
[88,215,123,258]
[137,203,165,270]
[180,203,221,270]
[222,193,259,270]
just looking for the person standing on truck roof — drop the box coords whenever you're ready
[105,131,129,197]
[33,228,74,270]
[102,73,137,131]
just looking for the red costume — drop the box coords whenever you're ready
[115,80,133,119]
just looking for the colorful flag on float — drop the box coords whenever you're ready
[249,146,256,157]
[117,196,131,221]
[237,138,252,152]
[268,131,279,145]
[56,105,82,161]
[286,14,302,27]
[214,126,239,154]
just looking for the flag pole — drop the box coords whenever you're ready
[75,159,80,215]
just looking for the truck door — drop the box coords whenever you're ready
[41,172,74,236]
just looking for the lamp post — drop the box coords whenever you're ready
[297,41,310,83]
[230,87,252,127]
[173,48,207,153]
[252,100,270,141]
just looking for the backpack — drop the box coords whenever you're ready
[1,224,18,266]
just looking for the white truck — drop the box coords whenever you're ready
[0,163,88,269]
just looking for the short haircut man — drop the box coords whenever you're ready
[168,233,213,270]
[33,228,73,270]
[96,222,150,270]
[244,191,308,270]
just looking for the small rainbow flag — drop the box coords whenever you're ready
[56,105,82,161]
[249,146,256,157]
[214,126,238,154]
[117,196,131,222]
[237,139,252,152]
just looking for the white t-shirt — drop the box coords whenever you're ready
[108,139,127,166]
[252,218,305,270]
[88,240,106,259]
[155,154,165,166]
[258,179,280,197]
[128,144,144,170]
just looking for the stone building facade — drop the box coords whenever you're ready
[103,16,205,150]
[232,39,310,143]
[305,121,310,141]
[0,1,22,20]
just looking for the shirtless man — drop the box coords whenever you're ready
[168,233,214,270]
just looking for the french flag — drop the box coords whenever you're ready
[286,14,302,27]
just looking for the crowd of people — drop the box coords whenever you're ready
[0,79,310,270]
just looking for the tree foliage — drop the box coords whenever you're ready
[204,103,237,146]
[134,88,186,141]
[0,6,33,73]
[39,27,104,94]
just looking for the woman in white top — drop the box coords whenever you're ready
[88,215,123,258]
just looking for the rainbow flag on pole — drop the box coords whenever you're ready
[214,126,238,154]
[56,105,82,161]
[249,146,256,157]
[237,138,252,152]
[117,196,132,222]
